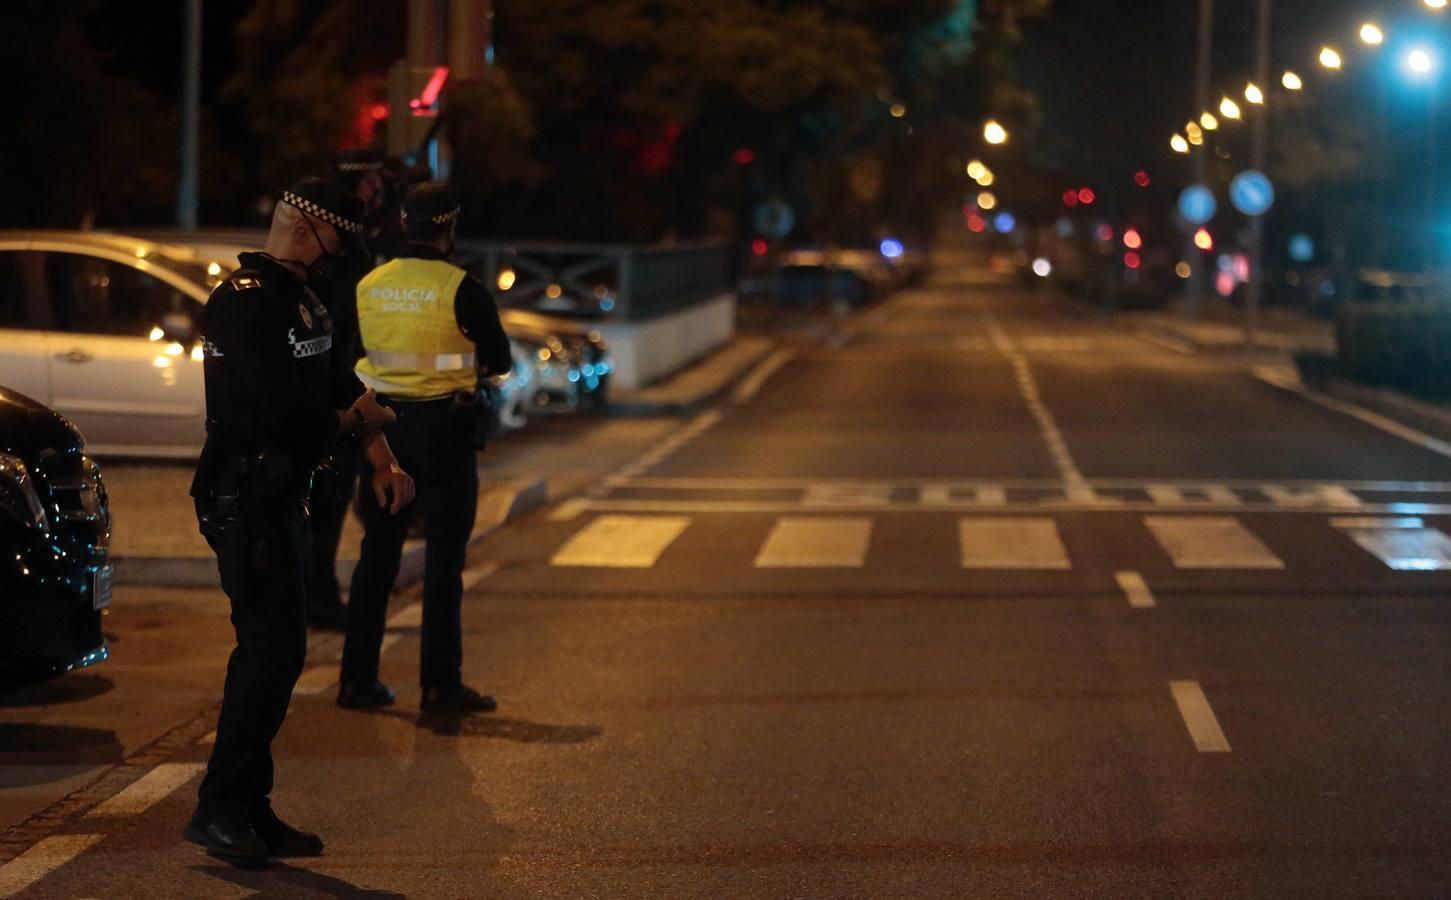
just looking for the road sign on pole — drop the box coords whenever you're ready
[1178,185,1217,225]
[1230,170,1275,216]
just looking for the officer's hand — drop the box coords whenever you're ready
[372,462,416,515]
[353,389,397,430]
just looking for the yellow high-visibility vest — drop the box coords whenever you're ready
[355,257,477,398]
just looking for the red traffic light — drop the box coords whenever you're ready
[1134,170,1151,187]
[1062,189,1079,208]
[1077,187,1096,205]
[1124,251,1142,269]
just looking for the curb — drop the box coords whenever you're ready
[112,477,549,590]
[606,339,779,417]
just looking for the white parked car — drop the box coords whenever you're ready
[0,231,228,458]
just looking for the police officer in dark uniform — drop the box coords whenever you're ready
[337,183,512,715]
[305,149,391,630]
[186,178,416,866]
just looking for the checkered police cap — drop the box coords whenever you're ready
[279,178,364,234]
[402,182,462,226]
[332,149,384,174]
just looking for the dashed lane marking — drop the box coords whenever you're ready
[1116,571,1156,609]
[753,517,872,568]
[1170,681,1232,753]
[733,349,796,403]
[1144,516,1286,569]
[551,515,691,568]
[0,834,105,898]
[959,517,1071,570]
[83,762,204,818]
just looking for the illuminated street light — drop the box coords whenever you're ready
[977,191,998,210]
[1245,82,1265,104]
[1408,46,1436,75]
[1320,47,1343,69]
[889,103,907,118]
[983,120,1009,144]
[1220,97,1242,120]
[1194,228,1214,251]
[1282,70,1303,90]
[966,160,986,179]
[977,171,995,187]
[1427,0,1447,10]
[1200,112,1219,130]
[1360,23,1384,46]
[1171,134,1190,153]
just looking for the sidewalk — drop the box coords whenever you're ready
[1131,299,1335,354]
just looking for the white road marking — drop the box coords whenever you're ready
[1341,525,1451,571]
[379,633,403,653]
[754,517,873,568]
[1147,485,1242,507]
[0,834,105,898]
[1170,681,1232,753]
[1255,366,1451,462]
[733,349,796,403]
[462,561,501,591]
[1144,516,1285,569]
[921,484,1008,507]
[551,515,691,567]
[958,517,1071,569]
[292,665,340,695]
[1137,332,1197,355]
[619,476,1451,492]
[803,483,894,507]
[387,603,423,629]
[548,499,590,522]
[84,762,205,818]
[1116,571,1156,609]
[1330,516,1425,529]
[555,498,1451,516]
[1261,485,1362,509]
[982,311,1093,502]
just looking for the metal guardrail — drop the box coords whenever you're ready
[454,240,732,321]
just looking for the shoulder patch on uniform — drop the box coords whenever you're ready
[228,274,263,291]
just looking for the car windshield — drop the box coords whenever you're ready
[143,252,227,291]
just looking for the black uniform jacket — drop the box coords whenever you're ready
[191,252,366,497]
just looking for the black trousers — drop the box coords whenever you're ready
[341,397,478,690]
[307,439,359,614]
[195,490,310,817]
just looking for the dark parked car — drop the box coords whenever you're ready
[0,387,110,687]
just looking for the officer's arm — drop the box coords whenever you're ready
[454,276,514,376]
[209,289,345,453]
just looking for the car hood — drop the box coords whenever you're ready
[0,387,81,461]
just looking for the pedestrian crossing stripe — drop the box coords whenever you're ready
[550,515,691,568]
[754,517,872,568]
[959,517,1071,569]
[544,513,1451,573]
[1144,516,1285,569]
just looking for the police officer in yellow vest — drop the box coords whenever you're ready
[338,183,513,715]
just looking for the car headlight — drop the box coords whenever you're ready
[0,453,50,532]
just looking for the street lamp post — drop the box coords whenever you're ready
[1186,0,1214,323]
[1244,0,1272,348]
[176,0,201,230]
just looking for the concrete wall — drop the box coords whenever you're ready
[594,293,736,390]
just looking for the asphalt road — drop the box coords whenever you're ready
[6,261,1451,898]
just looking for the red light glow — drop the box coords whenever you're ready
[967,214,987,233]
[751,239,768,257]
[1062,189,1079,207]
[1124,251,1142,269]
[1096,224,1115,242]
[1078,187,1096,205]
[1123,228,1142,250]
[733,148,756,165]
[1134,170,1151,187]
[411,66,450,114]
[370,103,389,121]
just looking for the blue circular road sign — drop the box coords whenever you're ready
[1230,170,1275,217]
[1178,185,1217,225]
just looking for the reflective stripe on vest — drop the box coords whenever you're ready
[355,257,477,398]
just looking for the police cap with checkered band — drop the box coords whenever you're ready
[401,182,462,232]
[279,177,366,237]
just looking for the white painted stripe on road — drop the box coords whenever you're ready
[462,561,500,591]
[85,763,204,817]
[1170,680,1232,753]
[292,665,339,695]
[1147,484,1242,507]
[1342,526,1451,571]
[1116,571,1156,608]
[754,517,873,568]
[734,349,796,403]
[1144,516,1285,569]
[0,834,105,898]
[1262,485,1363,509]
[959,517,1071,569]
[1254,366,1451,462]
[1330,517,1425,529]
[388,603,423,629]
[621,476,1451,492]
[548,499,590,522]
[921,484,1008,507]
[557,498,1451,516]
[551,515,691,567]
[379,633,403,653]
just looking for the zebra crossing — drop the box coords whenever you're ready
[544,511,1451,573]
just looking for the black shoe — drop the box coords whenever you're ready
[307,603,348,630]
[337,680,395,710]
[249,804,324,858]
[421,683,497,715]
[183,810,270,867]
